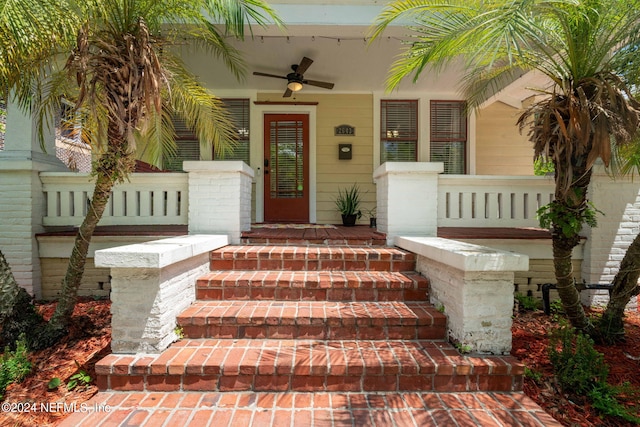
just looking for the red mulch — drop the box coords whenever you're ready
[512,307,640,426]
[1,299,639,426]
[1,298,111,427]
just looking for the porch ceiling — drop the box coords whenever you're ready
[180,25,468,96]
[174,0,550,102]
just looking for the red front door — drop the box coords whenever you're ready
[263,114,310,222]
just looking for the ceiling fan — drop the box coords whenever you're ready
[253,57,335,98]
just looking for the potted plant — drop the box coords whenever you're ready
[335,184,362,226]
[364,207,377,228]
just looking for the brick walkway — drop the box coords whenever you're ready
[60,391,560,426]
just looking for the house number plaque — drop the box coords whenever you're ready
[335,124,355,136]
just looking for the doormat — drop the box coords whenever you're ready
[252,224,337,229]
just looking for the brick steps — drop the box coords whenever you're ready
[96,241,525,397]
[210,245,416,272]
[96,339,524,393]
[176,301,446,340]
[240,225,387,247]
[196,270,429,301]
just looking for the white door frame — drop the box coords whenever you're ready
[252,103,317,223]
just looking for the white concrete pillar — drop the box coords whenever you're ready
[580,166,640,309]
[373,162,444,245]
[183,161,254,244]
[95,235,228,353]
[397,236,529,355]
[0,99,65,297]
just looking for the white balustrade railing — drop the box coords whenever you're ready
[438,175,555,227]
[41,172,188,227]
[40,170,554,229]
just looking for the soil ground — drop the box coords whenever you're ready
[0,298,639,426]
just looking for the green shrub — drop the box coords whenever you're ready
[0,334,32,400]
[549,323,640,423]
[549,299,564,322]
[549,322,608,395]
[589,382,640,423]
[515,293,541,311]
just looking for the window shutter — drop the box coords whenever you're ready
[380,100,418,162]
[218,98,250,163]
[164,117,200,171]
[430,100,467,174]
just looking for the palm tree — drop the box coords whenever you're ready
[1,0,282,347]
[370,0,640,336]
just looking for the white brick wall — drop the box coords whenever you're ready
[396,236,529,355]
[374,162,444,245]
[184,161,254,244]
[0,169,45,297]
[95,235,228,354]
[581,167,640,309]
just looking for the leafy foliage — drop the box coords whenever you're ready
[537,200,602,238]
[549,322,640,423]
[335,184,363,218]
[550,322,609,395]
[66,370,91,391]
[524,366,543,383]
[0,0,283,344]
[533,157,554,176]
[47,377,61,390]
[515,293,541,312]
[0,335,32,400]
[0,284,47,351]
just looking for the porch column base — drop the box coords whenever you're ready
[184,161,254,244]
[373,162,443,246]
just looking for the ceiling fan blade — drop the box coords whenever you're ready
[296,57,314,75]
[283,88,293,98]
[253,71,288,80]
[304,79,335,90]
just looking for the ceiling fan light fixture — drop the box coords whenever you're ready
[287,80,303,92]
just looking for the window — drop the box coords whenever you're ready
[56,99,92,172]
[163,117,200,171]
[164,98,250,171]
[380,99,418,162]
[430,100,467,174]
[219,98,250,163]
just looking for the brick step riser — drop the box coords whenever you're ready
[98,373,522,393]
[241,238,386,246]
[196,287,428,302]
[210,259,416,272]
[178,324,447,341]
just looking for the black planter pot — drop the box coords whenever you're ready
[341,214,358,227]
[369,217,377,228]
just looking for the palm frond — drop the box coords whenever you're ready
[202,0,284,39]
[163,57,237,159]
[135,104,177,168]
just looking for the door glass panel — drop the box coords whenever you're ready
[270,120,304,199]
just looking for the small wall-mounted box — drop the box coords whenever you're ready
[338,144,352,160]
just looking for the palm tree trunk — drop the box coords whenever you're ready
[0,251,21,323]
[552,229,591,331]
[599,232,640,340]
[47,123,132,335]
[551,164,593,333]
